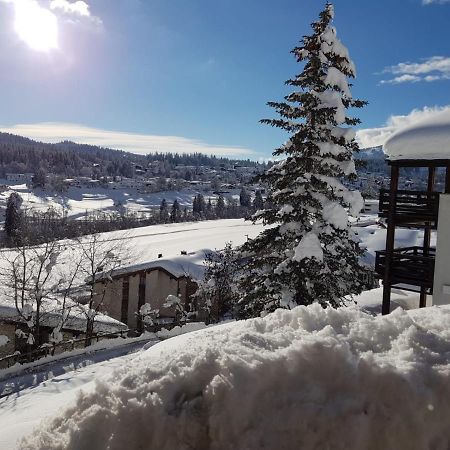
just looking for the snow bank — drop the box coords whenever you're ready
[384,109,450,160]
[21,303,450,450]
[351,287,427,314]
[156,321,207,339]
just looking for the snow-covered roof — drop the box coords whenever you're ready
[0,296,127,334]
[96,250,209,282]
[384,109,450,161]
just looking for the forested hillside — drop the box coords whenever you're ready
[0,132,259,179]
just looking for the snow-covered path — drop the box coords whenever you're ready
[0,341,155,450]
[0,337,158,398]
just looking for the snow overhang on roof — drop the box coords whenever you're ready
[383,110,450,162]
[95,251,209,283]
[0,296,127,334]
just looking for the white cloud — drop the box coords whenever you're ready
[49,0,102,25]
[0,0,101,25]
[380,74,421,85]
[0,122,257,157]
[50,0,89,16]
[380,56,450,84]
[423,0,450,4]
[356,105,450,148]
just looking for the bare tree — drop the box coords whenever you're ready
[0,240,80,350]
[48,249,84,345]
[75,232,131,346]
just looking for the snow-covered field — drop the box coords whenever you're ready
[0,182,243,220]
[0,214,427,289]
[0,182,194,219]
[0,219,266,295]
[5,301,450,450]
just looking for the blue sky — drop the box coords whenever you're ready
[0,0,449,158]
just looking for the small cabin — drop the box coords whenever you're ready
[375,110,450,313]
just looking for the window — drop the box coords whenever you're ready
[121,276,130,324]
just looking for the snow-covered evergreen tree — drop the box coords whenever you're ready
[238,3,367,318]
[170,199,181,222]
[4,192,23,245]
[253,190,264,211]
[159,198,169,223]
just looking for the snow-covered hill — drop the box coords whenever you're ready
[0,182,201,220]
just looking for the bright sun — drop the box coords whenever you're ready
[14,1,58,52]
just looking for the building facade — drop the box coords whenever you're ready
[94,265,199,331]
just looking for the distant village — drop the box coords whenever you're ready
[1,152,440,204]
[2,160,263,195]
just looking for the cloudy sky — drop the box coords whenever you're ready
[0,0,449,158]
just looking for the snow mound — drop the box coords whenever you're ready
[384,108,450,160]
[21,304,450,450]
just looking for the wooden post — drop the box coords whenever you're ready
[382,164,399,315]
[420,166,436,308]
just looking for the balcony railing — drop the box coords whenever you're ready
[375,246,436,292]
[379,189,440,227]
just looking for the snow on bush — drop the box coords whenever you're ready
[21,304,450,450]
[156,321,207,339]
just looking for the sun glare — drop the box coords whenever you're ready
[14,1,58,52]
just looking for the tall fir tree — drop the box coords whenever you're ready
[159,198,169,223]
[238,3,367,318]
[216,195,226,218]
[253,190,264,211]
[206,198,215,219]
[170,199,181,222]
[4,192,23,245]
[239,187,251,208]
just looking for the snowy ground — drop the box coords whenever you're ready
[0,323,210,450]
[7,300,450,450]
[0,214,427,291]
[0,349,144,450]
[0,335,158,396]
[0,219,266,297]
[0,216,436,449]
[0,182,241,220]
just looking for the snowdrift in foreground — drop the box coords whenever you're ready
[21,304,450,450]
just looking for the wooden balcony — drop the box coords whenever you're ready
[379,189,440,228]
[375,246,436,293]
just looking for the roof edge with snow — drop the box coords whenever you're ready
[383,110,450,162]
